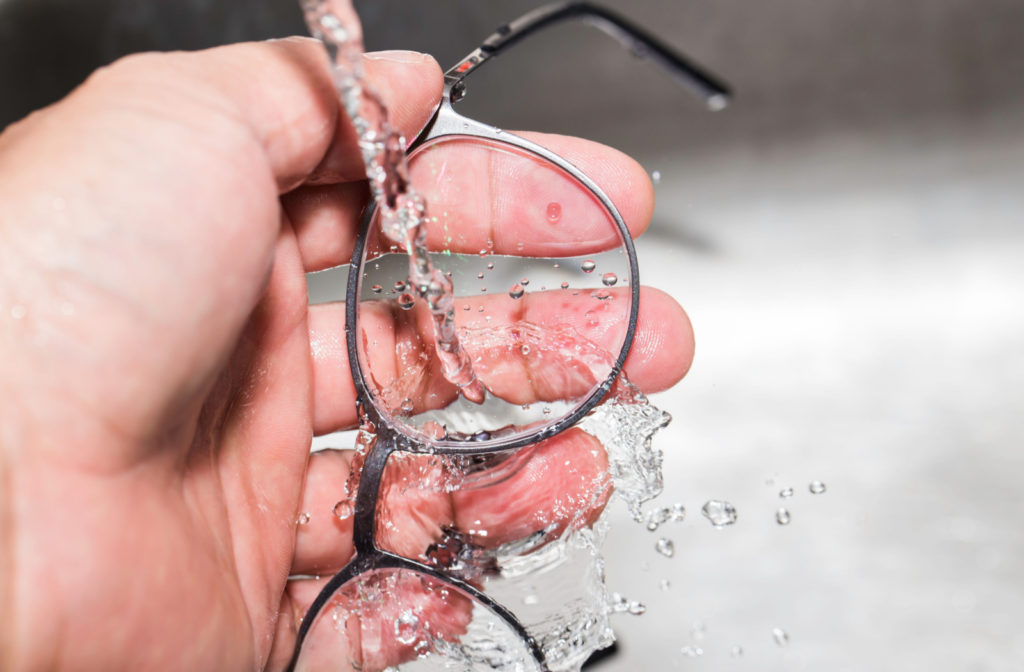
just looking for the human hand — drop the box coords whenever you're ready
[0,38,694,670]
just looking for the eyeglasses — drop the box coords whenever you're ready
[289,3,729,670]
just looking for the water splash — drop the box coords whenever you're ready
[301,0,484,403]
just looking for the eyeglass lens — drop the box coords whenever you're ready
[356,136,636,448]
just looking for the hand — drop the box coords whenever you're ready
[0,38,694,670]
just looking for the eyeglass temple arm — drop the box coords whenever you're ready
[444,1,731,110]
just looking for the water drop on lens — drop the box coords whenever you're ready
[670,502,686,522]
[776,508,792,525]
[371,284,382,293]
[772,627,790,646]
[702,500,738,528]
[779,487,794,498]
[332,500,353,520]
[581,260,596,273]
[520,277,529,286]
[487,262,494,270]
[660,579,671,591]
[731,645,744,658]
[655,538,675,557]
[810,480,827,494]
[509,283,525,299]
[610,592,629,613]
[394,611,419,645]
[546,201,562,223]
[394,280,406,292]
[628,601,646,615]
[477,272,485,279]
[680,646,703,657]
[561,281,570,289]
[296,512,311,525]
[397,293,415,310]
[601,272,618,286]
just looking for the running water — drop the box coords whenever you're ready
[300,0,484,403]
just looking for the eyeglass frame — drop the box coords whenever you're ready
[287,3,730,670]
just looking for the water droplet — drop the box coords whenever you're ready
[546,201,562,223]
[296,512,311,525]
[592,289,611,300]
[397,293,415,310]
[520,277,529,286]
[776,508,792,525]
[645,506,671,531]
[393,280,406,292]
[628,601,646,615]
[655,538,675,557]
[520,344,531,356]
[400,397,414,413]
[371,284,383,293]
[772,627,789,646]
[659,578,671,591]
[462,304,470,311]
[701,500,738,528]
[731,645,744,658]
[610,592,629,613]
[601,272,618,287]
[509,283,525,299]
[651,169,662,184]
[581,259,596,273]
[477,272,485,279]
[670,502,686,522]
[680,645,703,657]
[332,500,353,520]
[486,262,494,270]
[809,480,827,494]
[394,610,419,645]
[779,487,794,498]
[560,281,570,289]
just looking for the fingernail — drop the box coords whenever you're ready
[364,50,428,64]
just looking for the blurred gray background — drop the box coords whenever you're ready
[3,1,1022,670]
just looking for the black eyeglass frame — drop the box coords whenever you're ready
[287,3,730,670]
